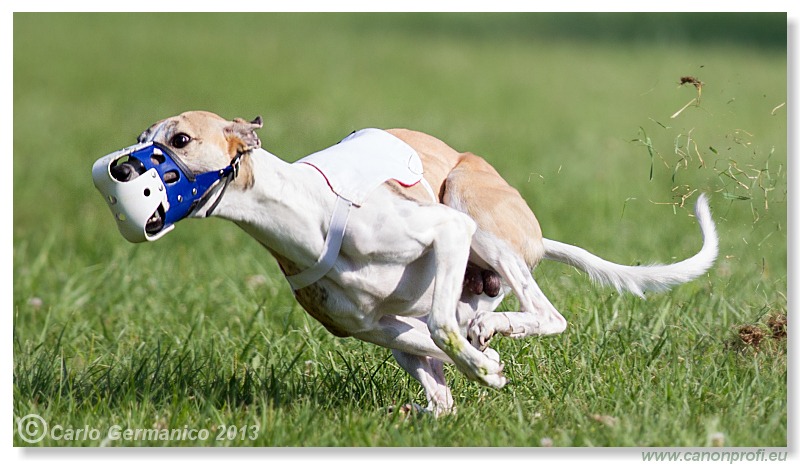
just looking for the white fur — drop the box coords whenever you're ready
[541,194,718,298]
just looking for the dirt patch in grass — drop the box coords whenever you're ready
[767,313,787,339]
[737,324,765,349]
[730,311,786,354]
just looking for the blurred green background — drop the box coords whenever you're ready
[13,12,787,289]
[13,13,787,446]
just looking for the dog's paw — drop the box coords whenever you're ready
[482,372,507,389]
[483,346,500,363]
[451,344,506,389]
[434,326,506,389]
[476,348,506,389]
[467,311,497,351]
[427,401,457,418]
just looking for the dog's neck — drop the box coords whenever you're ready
[205,147,337,269]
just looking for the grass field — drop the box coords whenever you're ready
[12,13,787,447]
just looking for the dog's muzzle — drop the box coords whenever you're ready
[92,142,238,243]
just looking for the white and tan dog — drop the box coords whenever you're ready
[130,110,718,414]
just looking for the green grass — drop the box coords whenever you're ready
[13,13,787,447]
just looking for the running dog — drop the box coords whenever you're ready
[94,111,718,415]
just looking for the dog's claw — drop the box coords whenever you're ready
[467,311,496,351]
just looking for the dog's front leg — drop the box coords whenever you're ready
[352,314,504,406]
[425,211,507,389]
[391,350,453,416]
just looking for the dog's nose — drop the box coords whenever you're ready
[110,159,147,182]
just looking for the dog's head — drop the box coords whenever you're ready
[92,111,262,242]
[136,111,263,178]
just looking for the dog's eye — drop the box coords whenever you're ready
[170,133,192,149]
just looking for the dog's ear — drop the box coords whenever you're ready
[224,116,263,155]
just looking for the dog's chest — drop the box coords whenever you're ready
[295,128,425,206]
[271,251,351,337]
[293,283,352,338]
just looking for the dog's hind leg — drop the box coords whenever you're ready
[442,152,566,349]
[391,350,453,416]
[442,152,546,269]
[456,285,508,335]
[465,239,567,349]
[467,268,566,349]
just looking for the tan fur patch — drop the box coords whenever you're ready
[386,128,462,200]
[445,153,544,266]
[387,129,544,267]
[224,117,261,190]
[233,152,256,190]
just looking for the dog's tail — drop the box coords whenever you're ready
[541,193,718,297]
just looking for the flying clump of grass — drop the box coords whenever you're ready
[671,75,704,119]
[630,73,786,225]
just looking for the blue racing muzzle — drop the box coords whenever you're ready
[92,142,239,243]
